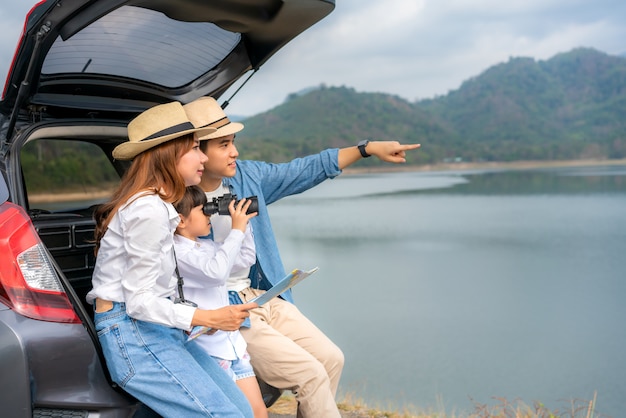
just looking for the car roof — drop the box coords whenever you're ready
[1,0,334,119]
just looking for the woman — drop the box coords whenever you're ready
[86,101,257,417]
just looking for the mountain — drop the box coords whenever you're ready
[237,48,626,165]
[238,86,448,164]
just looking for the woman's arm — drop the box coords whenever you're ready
[119,196,193,328]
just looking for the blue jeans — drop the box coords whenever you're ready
[94,302,253,417]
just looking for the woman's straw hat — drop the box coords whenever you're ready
[183,97,244,140]
[112,102,217,160]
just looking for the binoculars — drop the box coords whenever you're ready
[203,193,259,216]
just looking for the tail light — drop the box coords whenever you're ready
[0,201,80,323]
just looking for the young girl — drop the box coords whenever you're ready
[173,185,268,418]
[86,101,257,417]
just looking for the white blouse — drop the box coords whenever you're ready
[87,192,195,330]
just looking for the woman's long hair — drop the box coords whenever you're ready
[94,133,196,253]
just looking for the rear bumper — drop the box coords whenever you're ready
[0,307,31,417]
[0,306,139,417]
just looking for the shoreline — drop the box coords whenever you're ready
[341,157,626,175]
[29,189,115,203]
[29,158,626,203]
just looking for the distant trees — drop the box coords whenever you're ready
[21,140,118,193]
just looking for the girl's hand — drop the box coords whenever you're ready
[229,198,257,232]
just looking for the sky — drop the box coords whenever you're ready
[1,0,625,117]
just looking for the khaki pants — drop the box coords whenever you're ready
[238,288,344,418]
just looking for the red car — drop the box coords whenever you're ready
[0,1,334,416]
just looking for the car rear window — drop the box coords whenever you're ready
[22,139,118,212]
[41,5,241,88]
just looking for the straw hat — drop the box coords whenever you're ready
[112,102,217,160]
[183,97,244,141]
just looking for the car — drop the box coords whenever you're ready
[0,1,335,416]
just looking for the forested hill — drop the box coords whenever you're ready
[236,47,626,166]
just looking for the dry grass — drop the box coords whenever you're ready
[268,391,606,418]
[267,395,298,415]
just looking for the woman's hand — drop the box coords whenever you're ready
[192,302,258,331]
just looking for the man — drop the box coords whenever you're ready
[184,97,420,417]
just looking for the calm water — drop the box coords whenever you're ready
[269,164,626,417]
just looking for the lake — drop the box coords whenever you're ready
[268,164,626,417]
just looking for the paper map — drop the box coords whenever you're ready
[187,267,319,341]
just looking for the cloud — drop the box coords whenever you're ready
[0,4,31,83]
[224,0,626,115]
[2,1,624,116]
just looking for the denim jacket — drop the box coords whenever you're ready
[226,148,341,304]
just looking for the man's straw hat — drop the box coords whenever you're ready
[183,97,244,140]
[112,102,217,160]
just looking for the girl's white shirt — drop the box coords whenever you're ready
[205,184,253,292]
[87,192,196,330]
[173,225,255,360]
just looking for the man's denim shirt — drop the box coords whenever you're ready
[226,148,341,307]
